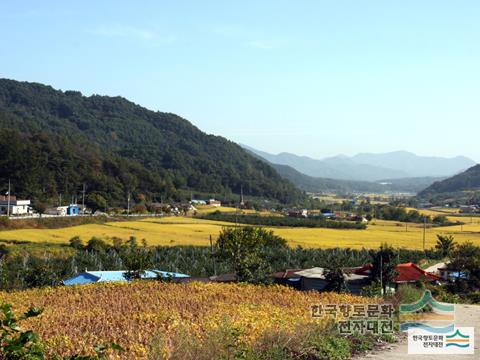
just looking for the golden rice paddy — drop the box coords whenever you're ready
[1,215,479,250]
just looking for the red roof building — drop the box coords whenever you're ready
[353,262,441,283]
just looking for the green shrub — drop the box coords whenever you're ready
[395,284,426,306]
[311,336,351,360]
[348,333,374,354]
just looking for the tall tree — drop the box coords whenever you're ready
[324,261,347,293]
[371,244,399,294]
[216,226,287,283]
[435,235,457,258]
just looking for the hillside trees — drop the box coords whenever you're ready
[0,79,306,205]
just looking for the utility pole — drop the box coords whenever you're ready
[81,183,86,215]
[210,235,217,276]
[59,193,62,207]
[380,253,383,295]
[6,179,11,217]
[127,192,131,217]
[240,185,244,208]
[422,216,427,250]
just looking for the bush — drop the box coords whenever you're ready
[311,336,351,360]
[394,285,426,307]
[69,236,84,250]
[348,333,375,354]
[361,281,382,297]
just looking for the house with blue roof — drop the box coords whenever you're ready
[63,270,190,286]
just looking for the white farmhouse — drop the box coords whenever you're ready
[0,195,32,215]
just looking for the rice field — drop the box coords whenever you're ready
[1,281,371,359]
[405,207,480,224]
[1,215,479,250]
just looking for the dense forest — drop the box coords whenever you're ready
[0,79,306,206]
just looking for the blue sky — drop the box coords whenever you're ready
[1,1,479,161]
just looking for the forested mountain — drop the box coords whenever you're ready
[0,79,305,205]
[243,146,474,181]
[418,164,480,203]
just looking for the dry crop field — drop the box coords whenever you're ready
[1,282,373,359]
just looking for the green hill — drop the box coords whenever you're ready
[0,79,304,206]
[418,164,480,203]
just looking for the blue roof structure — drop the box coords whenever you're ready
[63,270,190,286]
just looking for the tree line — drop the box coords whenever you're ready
[202,213,368,229]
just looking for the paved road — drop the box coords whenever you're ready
[357,304,480,359]
[424,262,446,274]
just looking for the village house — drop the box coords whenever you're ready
[459,205,478,214]
[437,265,469,282]
[272,262,441,294]
[45,204,81,216]
[0,195,32,215]
[271,267,370,294]
[208,199,222,207]
[288,209,308,218]
[353,262,441,288]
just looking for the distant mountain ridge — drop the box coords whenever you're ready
[244,146,442,194]
[270,163,442,194]
[350,151,475,178]
[243,145,475,182]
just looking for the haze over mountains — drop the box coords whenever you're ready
[243,145,475,182]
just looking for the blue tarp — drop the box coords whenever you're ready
[63,270,190,285]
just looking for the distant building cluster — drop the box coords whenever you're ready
[286,208,368,222]
[459,205,479,214]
